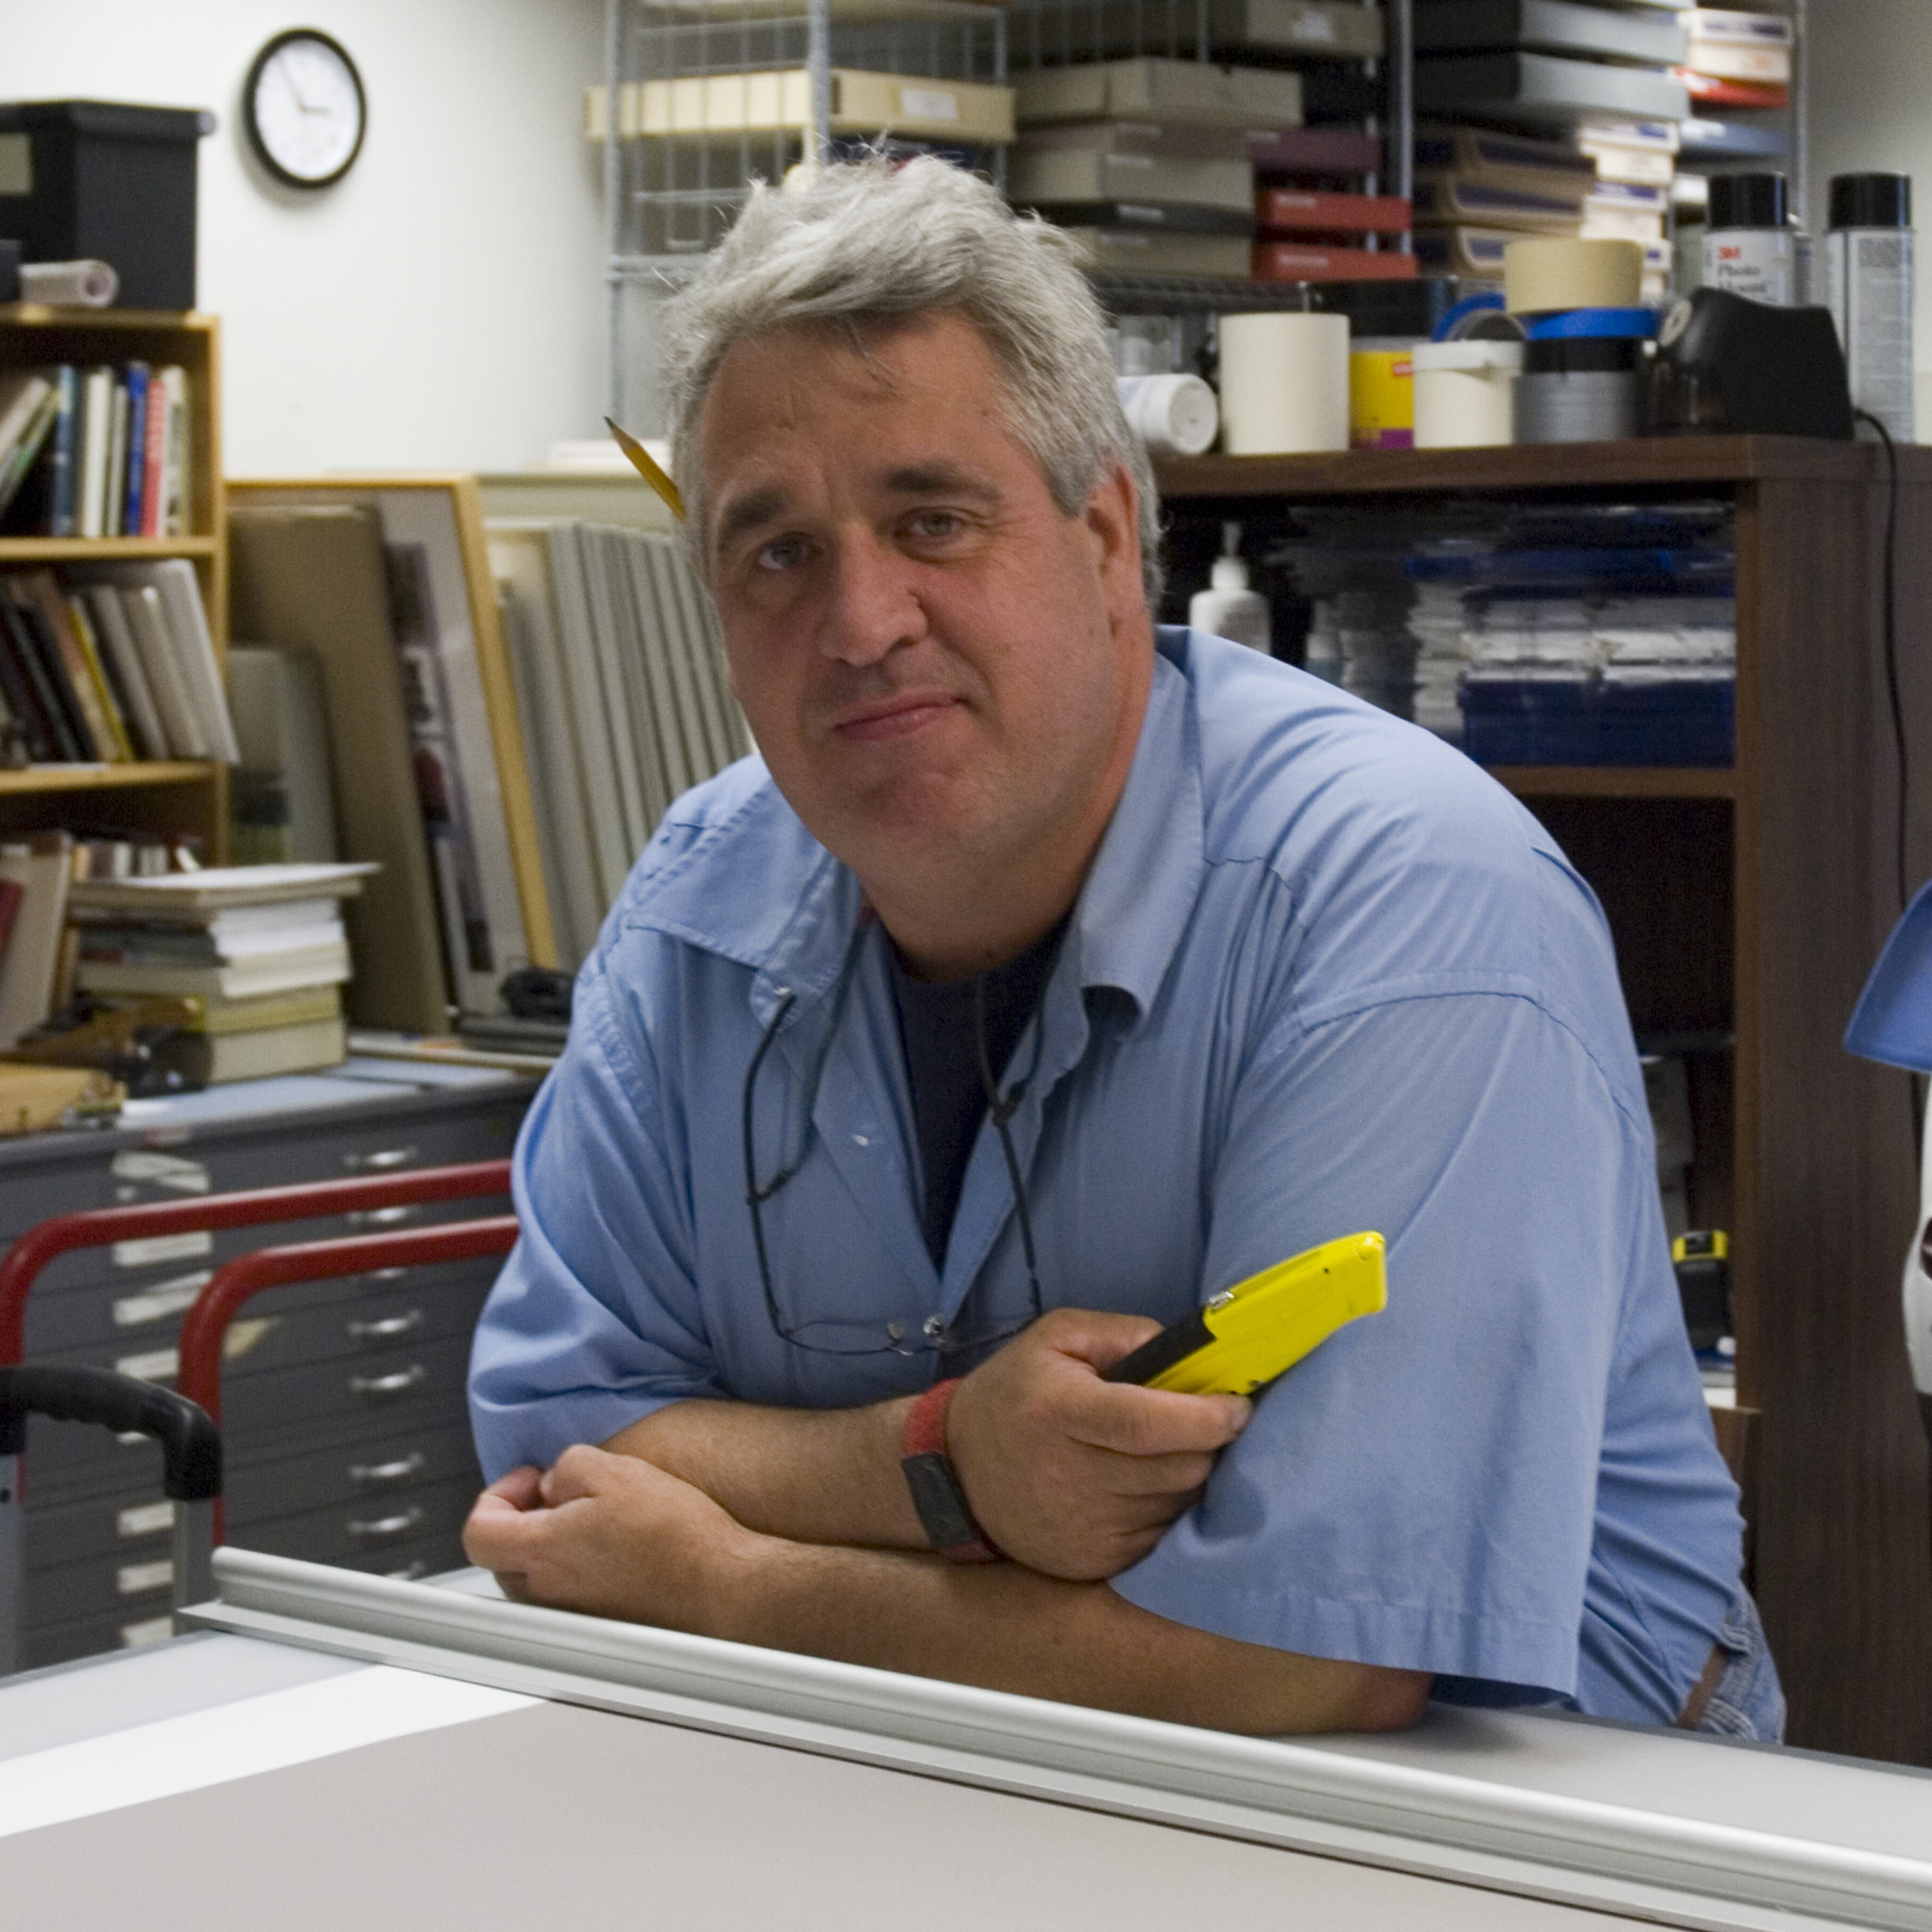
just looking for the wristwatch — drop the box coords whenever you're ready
[900,1378,1002,1563]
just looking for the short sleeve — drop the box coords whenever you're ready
[469,962,724,1479]
[1109,984,1652,1699]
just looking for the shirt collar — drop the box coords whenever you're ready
[629,626,1205,1030]
[1068,627,1204,1028]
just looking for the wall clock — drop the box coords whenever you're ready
[243,29,367,188]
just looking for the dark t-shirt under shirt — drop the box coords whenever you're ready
[887,922,1065,1269]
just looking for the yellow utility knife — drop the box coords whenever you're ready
[1102,1232,1386,1396]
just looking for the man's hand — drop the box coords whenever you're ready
[463,1446,764,1634]
[946,1308,1252,1580]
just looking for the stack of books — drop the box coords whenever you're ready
[1012,57,1304,278]
[1413,123,1671,294]
[0,563,238,766]
[66,862,379,1084]
[0,363,191,538]
[1250,126,1412,283]
[1676,8,1791,111]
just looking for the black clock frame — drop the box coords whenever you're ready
[242,27,368,189]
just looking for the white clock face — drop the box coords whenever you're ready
[248,33,365,186]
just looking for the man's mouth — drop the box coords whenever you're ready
[828,692,962,743]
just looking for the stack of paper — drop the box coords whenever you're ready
[490,522,752,972]
[68,863,379,1083]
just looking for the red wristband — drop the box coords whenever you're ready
[900,1378,1002,1563]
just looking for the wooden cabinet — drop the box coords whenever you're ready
[1157,437,1932,1765]
[0,304,227,856]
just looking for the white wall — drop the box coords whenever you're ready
[1805,0,1932,431]
[3,0,607,473]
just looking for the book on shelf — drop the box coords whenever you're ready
[0,560,235,765]
[1249,127,1380,176]
[1015,59,1304,130]
[0,361,189,539]
[1255,188,1411,235]
[1017,121,1254,163]
[1252,241,1420,281]
[74,940,351,1001]
[1412,175,1584,230]
[65,860,377,915]
[0,832,71,1047]
[1414,0,1690,65]
[1675,68,1787,109]
[1414,125,1597,197]
[1414,51,1691,124]
[1009,148,1256,216]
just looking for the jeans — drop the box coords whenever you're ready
[1695,1590,1785,1743]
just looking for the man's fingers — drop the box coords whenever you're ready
[1094,1447,1218,1496]
[540,1442,621,1507]
[484,1463,546,1510]
[1064,1378,1253,1457]
[463,1488,542,1571]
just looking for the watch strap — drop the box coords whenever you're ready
[900,1378,1002,1563]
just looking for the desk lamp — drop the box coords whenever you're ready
[1845,878,1932,1443]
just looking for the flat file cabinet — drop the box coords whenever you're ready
[11,1059,537,1669]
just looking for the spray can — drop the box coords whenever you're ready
[1826,172,1915,443]
[1703,173,1798,305]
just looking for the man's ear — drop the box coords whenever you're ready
[1084,461,1148,624]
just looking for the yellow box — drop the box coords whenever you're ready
[1349,345,1415,450]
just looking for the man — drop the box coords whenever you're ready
[466,158,1779,1740]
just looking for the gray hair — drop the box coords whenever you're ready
[662,156,1164,604]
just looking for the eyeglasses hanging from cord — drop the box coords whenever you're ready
[741,917,1053,1358]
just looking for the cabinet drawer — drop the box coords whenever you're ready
[228,1475,478,1572]
[24,1329,479,1505]
[23,1419,484,1572]
[18,1602,182,1673]
[228,1418,481,1526]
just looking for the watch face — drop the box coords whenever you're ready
[246,31,366,187]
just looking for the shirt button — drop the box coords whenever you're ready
[853,1133,870,1148]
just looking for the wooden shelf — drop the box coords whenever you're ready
[0,304,216,331]
[1154,437,1932,499]
[0,762,218,795]
[0,536,216,563]
[1487,765,1737,800]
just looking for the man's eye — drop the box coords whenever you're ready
[754,535,810,572]
[908,512,963,540]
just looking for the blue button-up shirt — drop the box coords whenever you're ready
[470,626,1746,1724]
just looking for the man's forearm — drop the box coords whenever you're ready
[719,1533,1430,1736]
[605,1397,924,1549]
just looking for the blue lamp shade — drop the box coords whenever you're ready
[1846,878,1932,1071]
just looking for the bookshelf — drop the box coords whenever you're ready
[1157,434,1932,1766]
[0,305,226,857]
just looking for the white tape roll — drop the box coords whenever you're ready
[1411,340,1523,448]
[1117,374,1220,456]
[18,259,119,307]
[1503,238,1644,315]
[1216,312,1350,455]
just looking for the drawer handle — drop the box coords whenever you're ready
[367,1266,412,1285]
[348,1205,421,1230]
[348,1505,425,1541]
[348,1364,428,1399]
[350,1451,428,1486]
[348,1309,425,1343]
[345,1147,418,1173]
[385,1559,430,1582]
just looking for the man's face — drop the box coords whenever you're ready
[697,312,1151,934]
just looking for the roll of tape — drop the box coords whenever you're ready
[18,258,118,307]
[1216,312,1350,455]
[1503,238,1645,315]
[1117,374,1220,457]
[1412,341,1522,449]
[1522,306,1660,341]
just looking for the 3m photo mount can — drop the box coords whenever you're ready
[1827,172,1915,443]
[1704,173,1799,307]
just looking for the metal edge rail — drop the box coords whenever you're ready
[186,1549,1932,1932]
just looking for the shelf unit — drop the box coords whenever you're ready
[599,0,1010,430]
[0,305,227,856]
[1158,435,1932,1766]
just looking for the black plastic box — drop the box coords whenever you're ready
[0,100,212,311]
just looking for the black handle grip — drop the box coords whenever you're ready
[0,1365,221,1501]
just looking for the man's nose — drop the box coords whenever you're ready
[819,532,926,666]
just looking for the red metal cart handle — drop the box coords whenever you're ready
[0,1159,512,1365]
[177,1216,522,1430]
